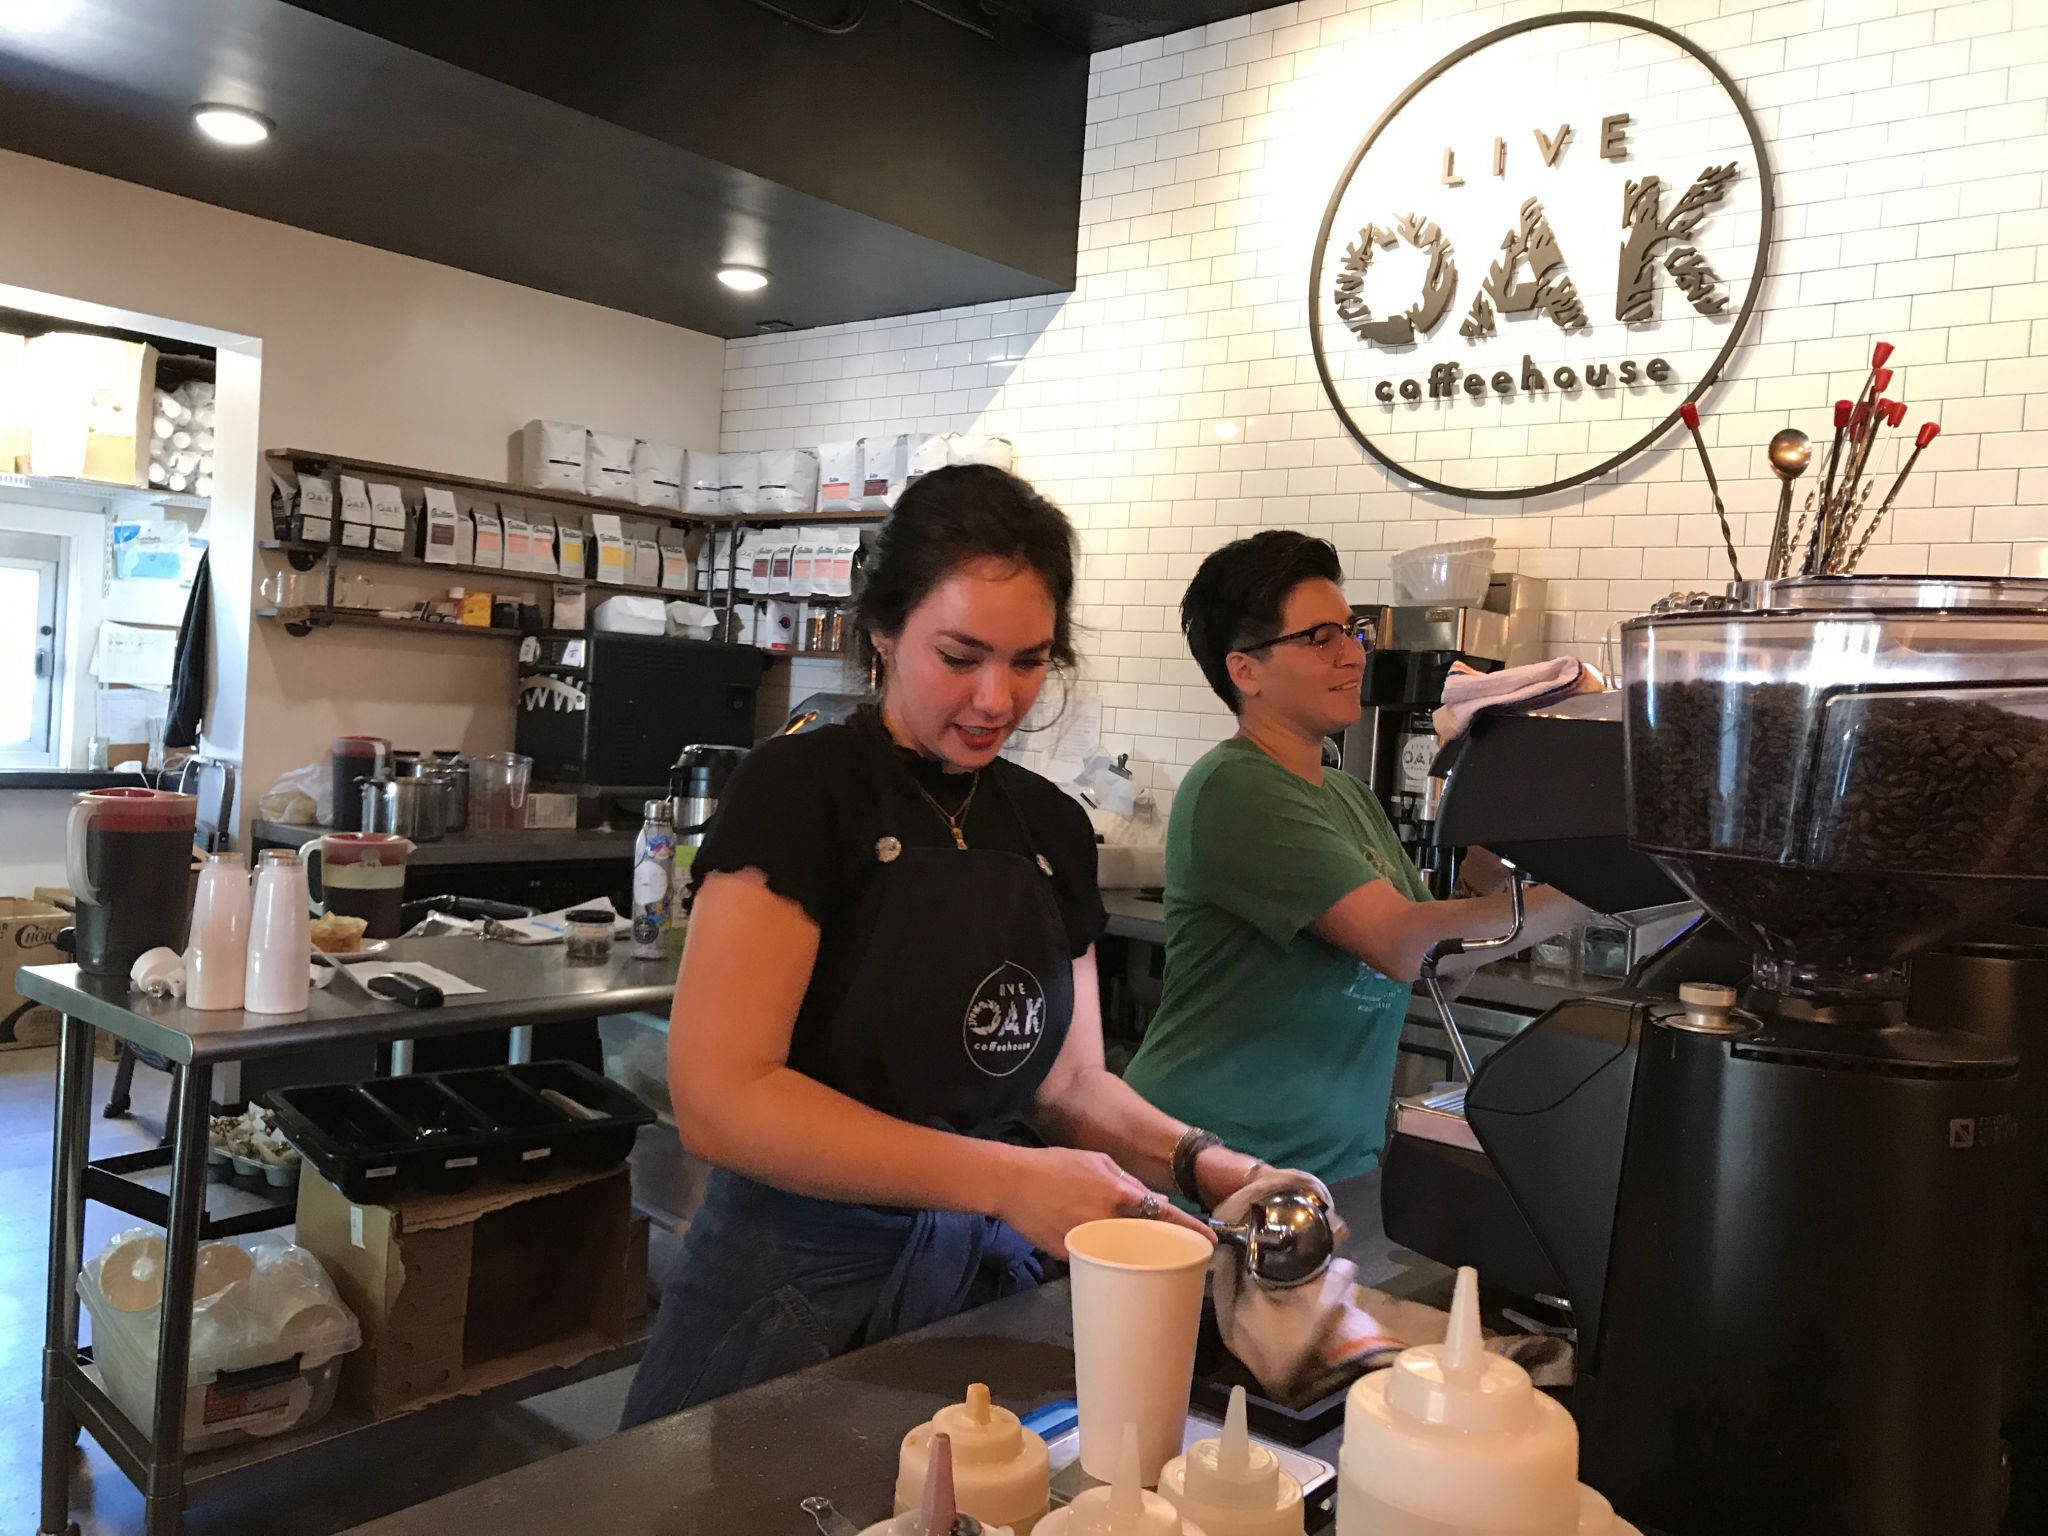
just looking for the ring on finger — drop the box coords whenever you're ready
[1135,1191,1161,1220]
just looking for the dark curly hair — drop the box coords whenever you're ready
[1181,531,1345,712]
[853,463,1078,677]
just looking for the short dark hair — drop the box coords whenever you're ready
[1181,531,1345,712]
[854,463,1078,676]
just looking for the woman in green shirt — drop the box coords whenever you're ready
[1122,532,1586,1185]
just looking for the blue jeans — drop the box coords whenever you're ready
[620,1168,1043,1428]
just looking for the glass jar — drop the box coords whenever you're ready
[563,908,615,966]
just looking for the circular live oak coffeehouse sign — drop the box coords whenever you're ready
[1309,13,1774,500]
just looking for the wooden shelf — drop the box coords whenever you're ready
[261,539,850,607]
[258,604,849,661]
[266,446,887,532]
[257,605,523,641]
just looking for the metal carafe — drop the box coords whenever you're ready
[668,744,747,847]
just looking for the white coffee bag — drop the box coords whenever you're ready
[859,435,911,511]
[949,433,1016,472]
[423,487,461,565]
[585,431,635,501]
[818,441,861,512]
[719,451,760,516]
[632,440,685,511]
[756,447,821,516]
[684,450,722,515]
[521,420,588,493]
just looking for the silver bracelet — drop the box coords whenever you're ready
[1170,1126,1223,1208]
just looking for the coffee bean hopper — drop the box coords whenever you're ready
[1381,575,2048,1536]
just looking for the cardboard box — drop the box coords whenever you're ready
[524,792,577,830]
[23,334,158,486]
[0,899,69,1050]
[295,1164,637,1420]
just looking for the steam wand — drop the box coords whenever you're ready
[1419,870,1527,1083]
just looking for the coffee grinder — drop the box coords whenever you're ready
[1380,575,2048,1536]
[1341,574,1545,892]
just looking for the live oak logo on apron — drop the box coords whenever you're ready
[963,961,1049,1077]
[1308,13,1773,499]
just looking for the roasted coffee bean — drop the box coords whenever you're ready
[1627,680,2048,971]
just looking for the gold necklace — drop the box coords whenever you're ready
[912,772,981,850]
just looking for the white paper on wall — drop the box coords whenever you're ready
[92,622,176,687]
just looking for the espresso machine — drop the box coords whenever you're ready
[1341,573,1545,891]
[1381,575,2048,1536]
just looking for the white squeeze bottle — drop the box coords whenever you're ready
[1158,1388,1303,1536]
[1035,1424,1209,1536]
[244,850,311,1015]
[896,1384,1051,1535]
[185,851,251,1011]
[1336,1267,1641,1536]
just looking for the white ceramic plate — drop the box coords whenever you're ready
[312,939,391,960]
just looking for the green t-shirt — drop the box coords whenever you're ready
[1122,738,1430,1184]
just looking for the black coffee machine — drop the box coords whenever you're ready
[1382,576,2048,1536]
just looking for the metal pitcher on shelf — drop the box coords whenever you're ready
[359,776,446,841]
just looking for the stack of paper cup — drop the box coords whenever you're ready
[1066,1219,1211,1486]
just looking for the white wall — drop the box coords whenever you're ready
[723,0,2048,802]
[0,148,725,885]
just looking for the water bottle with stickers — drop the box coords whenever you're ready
[631,800,676,961]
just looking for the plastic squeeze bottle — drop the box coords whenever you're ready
[1036,1425,1210,1536]
[896,1384,1051,1535]
[185,851,251,1011]
[1158,1388,1303,1536]
[1336,1267,1640,1536]
[860,1432,1015,1536]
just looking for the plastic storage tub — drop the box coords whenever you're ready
[81,1232,360,1454]
[1390,538,1495,605]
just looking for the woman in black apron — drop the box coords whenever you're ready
[621,465,1267,1426]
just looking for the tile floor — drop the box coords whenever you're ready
[0,1047,642,1536]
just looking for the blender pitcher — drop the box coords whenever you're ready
[66,787,198,978]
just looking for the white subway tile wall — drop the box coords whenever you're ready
[728,0,2048,802]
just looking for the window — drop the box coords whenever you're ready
[0,528,64,767]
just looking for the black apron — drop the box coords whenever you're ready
[786,727,1076,1138]
[620,728,1074,1424]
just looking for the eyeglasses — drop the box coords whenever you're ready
[1235,619,1375,658]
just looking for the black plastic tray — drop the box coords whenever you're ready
[263,1084,415,1204]
[265,1062,651,1204]
[1189,1300,1351,1444]
[504,1061,651,1171]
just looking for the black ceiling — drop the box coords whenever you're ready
[0,1,1277,339]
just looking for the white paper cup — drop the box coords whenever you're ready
[1066,1217,1211,1485]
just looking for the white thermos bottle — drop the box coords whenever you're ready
[244,849,311,1015]
[185,851,251,1011]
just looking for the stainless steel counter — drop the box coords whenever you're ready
[19,935,676,1067]
[251,821,636,866]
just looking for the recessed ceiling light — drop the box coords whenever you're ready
[717,266,769,292]
[192,103,272,146]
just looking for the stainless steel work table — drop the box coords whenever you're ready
[20,938,680,1536]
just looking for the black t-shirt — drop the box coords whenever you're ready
[692,712,1106,1091]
